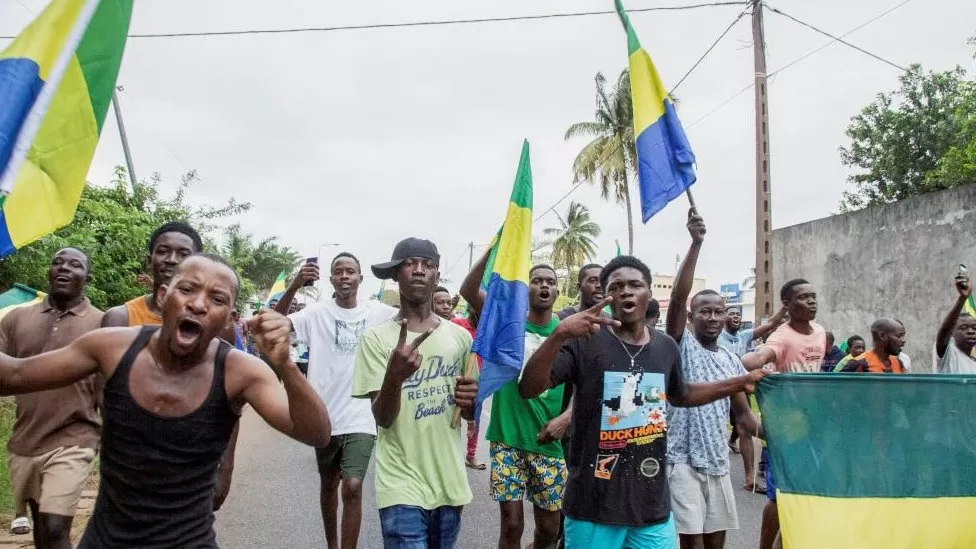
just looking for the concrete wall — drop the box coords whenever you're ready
[772,184,976,371]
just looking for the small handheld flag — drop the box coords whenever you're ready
[472,141,533,409]
[267,270,287,305]
[0,0,133,257]
[614,0,697,222]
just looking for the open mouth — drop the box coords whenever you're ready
[593,292,605,301]
[54,275,71,284]
[176,318,203,346]
[539,290,551,300]
[620,301,637,314]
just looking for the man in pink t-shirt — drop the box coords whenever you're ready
[741,278,826,549]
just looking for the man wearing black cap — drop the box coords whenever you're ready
[351,238,479,549]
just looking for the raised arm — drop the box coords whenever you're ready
[459,248,491,315]
[667,209,705,341]
[519,298,617,398]
[0,330,105,394]
[274,262,319,315]
[242,311,330,447]
[936,272,971,359]
[750,306,788,341]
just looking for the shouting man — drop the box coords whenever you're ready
[460,252,569,549]
[0,249,103,549]
[0,253,330,548]
[352,238,479,548]
[519,256,768,549]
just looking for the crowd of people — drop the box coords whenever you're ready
[0,212,973,549]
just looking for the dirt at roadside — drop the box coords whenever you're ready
[0,474,97,548]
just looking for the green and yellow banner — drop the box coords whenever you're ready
[757,373,976,548]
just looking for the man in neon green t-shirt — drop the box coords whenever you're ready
[460,254,569,549]
[352,238,479,548]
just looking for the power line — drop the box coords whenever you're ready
[670,4,751,94]
[0,2,748,40]
[766,5,908,72]
[685,0,912,129]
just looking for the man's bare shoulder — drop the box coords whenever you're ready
[101,304,130,327]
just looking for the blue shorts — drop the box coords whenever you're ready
[762,448,777,502]
[378,505,462,549]
[563,514,677,549]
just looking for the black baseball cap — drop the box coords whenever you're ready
[371,238,440,280]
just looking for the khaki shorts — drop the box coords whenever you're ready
[8,446,96,517]
[667,462,738,535]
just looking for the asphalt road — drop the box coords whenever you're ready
[215,403,767,548]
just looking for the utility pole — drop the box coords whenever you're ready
[112,87,138,190]
[752,0,773,324]
[468,241,474,270]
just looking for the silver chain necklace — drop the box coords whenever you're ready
[610,326,652,370]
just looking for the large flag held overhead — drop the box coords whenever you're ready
[614,0,697,222]
[473,140,533,407]
[757,374,976,548]
[0,0,133,258]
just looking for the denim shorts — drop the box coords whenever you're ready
[378,504,462,549]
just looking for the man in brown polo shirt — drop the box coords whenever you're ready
[0,248,103,549]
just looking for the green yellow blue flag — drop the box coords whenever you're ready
[473,140,532,406]
[0,0,133,257]
[0,283,46,321]
[757,374,976,548]
[966,294,976,318]
[267,270,287,305]
[614,0,696,222]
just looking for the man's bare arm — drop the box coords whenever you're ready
[667,210,705,341]
[0,330,107,394]
[459,248,490,315]
[101,305,129,327]
[740,347,776,372]
[669,369,769,407]
[750,306,787,341]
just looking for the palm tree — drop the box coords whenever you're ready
[544,201,601,296]
[565,70,638,254]
[219,224,302,305]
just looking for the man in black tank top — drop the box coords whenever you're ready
[0,254,331,549]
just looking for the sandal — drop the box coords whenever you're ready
[465,457,486,470]
[10,516,30,535]
[744,482,767,495]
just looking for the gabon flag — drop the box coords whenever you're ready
[614,0,696,222]
[757,373,976,548]
[0,0,133,257]
[472,140,533,407]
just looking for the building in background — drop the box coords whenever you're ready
[653,273,706,320]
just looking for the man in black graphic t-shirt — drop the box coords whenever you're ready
[519,256,768,549]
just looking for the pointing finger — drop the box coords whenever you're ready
[408,329,434,353]
[397,319,408,348]
[587,295,612,313]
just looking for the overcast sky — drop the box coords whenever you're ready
[3,0,974,300]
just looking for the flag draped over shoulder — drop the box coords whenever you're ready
[0,283,46,322]
[267,271,287,304]
[757,374,976,549]
[614,0,696,222]
[473,140,532,406]
[0,0,132,258]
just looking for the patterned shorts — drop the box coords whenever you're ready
[489,441,567,511]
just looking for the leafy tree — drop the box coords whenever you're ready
[0,166,270,310]
[544,201,601,297]
[840,63,976,210]
[565,70,638,253]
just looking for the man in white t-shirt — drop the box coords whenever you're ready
[277,253,397,549]
[934,271,976,374]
